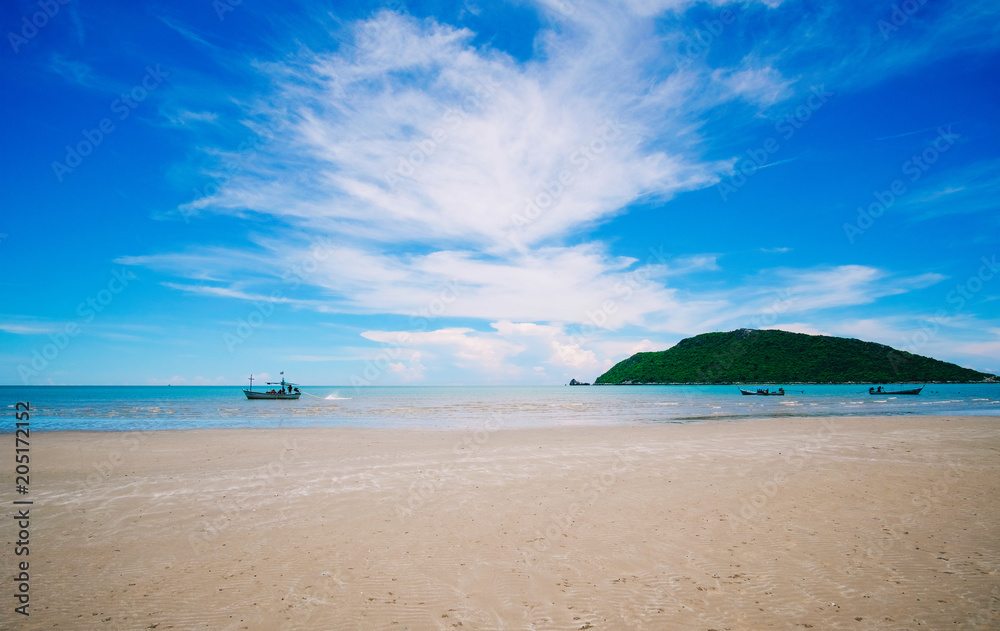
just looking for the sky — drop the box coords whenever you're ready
[1,0,998,386]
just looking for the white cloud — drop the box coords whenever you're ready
[0,321,62,335]
[198,3,842,263]
[713,65,793,108]
[113,3,989,381]
[955,342,1000,358]
[286,354,362,361]
[741,266,945,318]
[588,337,669,368]
[615,0,783,18]
[357,322,677,383]
[127,7,806,340]
[388,351,426,381]
[131,241,694,327]
[549,341,599,369]
[752,315,1000,377]
[163,109,220,126]
[362,328,526,373]
[491,320,563,337]
[46,54,95,87]
[180,10,729,252]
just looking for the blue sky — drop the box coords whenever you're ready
[2,0,998,385]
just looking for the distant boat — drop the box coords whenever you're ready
[243,373,301,400]
[869,386,923,395]
[739,387,785,396]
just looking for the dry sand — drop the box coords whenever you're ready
[3,416,998,630]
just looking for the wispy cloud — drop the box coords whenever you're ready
[156,15,219,51]
[46,54,95,86]
[712,65,793,108]
[179,9,733,251]
[44,53,134,93]
[0,320,62,336]
[340,262,953,381]
[898,158,1000,222]
[875,123,956,141]
[162,109,220,126]
[67,3,86,45]
[115,1,995,382]
[127,7,771,334]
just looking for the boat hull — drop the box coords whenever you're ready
[869,387,923,395]
[243,389,301,400]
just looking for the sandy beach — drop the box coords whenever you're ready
[4,415,998,630]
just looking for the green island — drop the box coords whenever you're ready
[594,329,997,385]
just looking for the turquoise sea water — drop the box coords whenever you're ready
[2,384,999,432]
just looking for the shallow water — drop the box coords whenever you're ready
[2,384,998,432]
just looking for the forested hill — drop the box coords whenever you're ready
[594,329,997,384]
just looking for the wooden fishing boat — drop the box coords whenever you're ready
[868,386,923,395]
[243,373,301,399]
[739,387,785,396]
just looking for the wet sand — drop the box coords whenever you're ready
[3,415,998,630]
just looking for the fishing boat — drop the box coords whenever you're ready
[243,373,301,399]
[868,386,923,395]
[739,387,785,396]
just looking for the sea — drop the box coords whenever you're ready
[2,384,999,433]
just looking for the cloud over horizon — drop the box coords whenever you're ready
[6,0,997,384]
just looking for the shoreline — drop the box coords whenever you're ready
[590,380,998,385]
[3,380,997,386]
[11,407,999,435]
[3,415,998,629]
